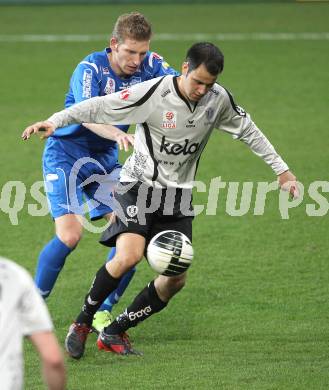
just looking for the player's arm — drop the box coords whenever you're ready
[18,267,66,390]
[23,77,164,136]
[71,61,128,141]
[22,77,165,140]
[82,122,134,151]
[21,61,124,142]
[216,88,299,198]
[29,331,66,390]
[22,120,134,151]
[276,170,298,197]
[22,121,55,140]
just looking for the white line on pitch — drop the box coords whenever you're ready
[0,32,329,42]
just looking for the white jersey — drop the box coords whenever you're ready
[0,258,53,390]
[48,75,289,188]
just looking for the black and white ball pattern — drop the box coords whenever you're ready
[147,230,194,276]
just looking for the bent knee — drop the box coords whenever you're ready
[117,251,143,267]
[56,231,82,249]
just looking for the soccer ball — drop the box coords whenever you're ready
[146,230,194,276]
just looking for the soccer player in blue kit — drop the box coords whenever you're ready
[27,12,178,332]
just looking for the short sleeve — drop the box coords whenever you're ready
[215,88,253,137]
[148,52,179,77]
[70,61,102,103]
[18,271,53,336]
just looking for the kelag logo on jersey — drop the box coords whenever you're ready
[162,110,177,129]
[160,136,200,155]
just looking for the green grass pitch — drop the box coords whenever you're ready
[0,2,329,389]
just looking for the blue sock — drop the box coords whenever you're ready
[98,247,136,312]
[34,236,72,299]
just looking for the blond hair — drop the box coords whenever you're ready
[112,12,152,43]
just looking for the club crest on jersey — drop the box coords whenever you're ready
[120,89,131,100]
[102,67,110,75]
[127,205,138,217]
[162,110,177,129]
[206,107,214,120]
[126,205,138,222]
[104,77,115,94]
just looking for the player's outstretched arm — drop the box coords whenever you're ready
[278,170,299,199]
[83,123,134,151]
[21,121,56,140]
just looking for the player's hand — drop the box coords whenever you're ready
[115,133,134,152]
[278,170,299,199]
[21,121,56,140]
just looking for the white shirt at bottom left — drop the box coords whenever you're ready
[0,257,53,390]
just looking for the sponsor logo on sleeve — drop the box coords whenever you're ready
[82,69,92,98]
[120,89,131,100]
[235,105,246,117]
[162,110,177,128]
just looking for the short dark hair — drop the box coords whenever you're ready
[112,12,152,43]
[186,42,224,76]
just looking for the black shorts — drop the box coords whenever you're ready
[99,182,194,248]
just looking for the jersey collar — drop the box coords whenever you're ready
[173,76,198,113]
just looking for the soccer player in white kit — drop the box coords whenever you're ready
[22,42,298,358]
[0,257,66,389]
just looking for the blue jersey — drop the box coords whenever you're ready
[52,48,179,152]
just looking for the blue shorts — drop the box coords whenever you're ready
[43,137,121,220]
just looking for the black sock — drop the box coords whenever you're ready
[76,265,121,326]
[105,280,167,334]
